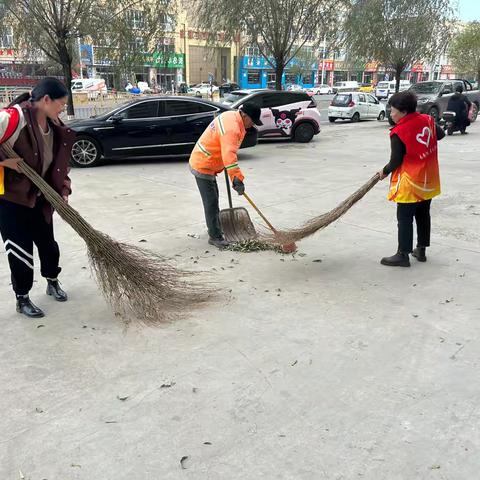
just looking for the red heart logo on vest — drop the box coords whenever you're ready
[416,126,431,147]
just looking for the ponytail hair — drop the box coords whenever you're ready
[8,77,69,108]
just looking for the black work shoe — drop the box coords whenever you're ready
[412,247,427,262]
[380,252,410,267]
[16,295,45,318]
[46,279,68,302]
[208,237,231,249]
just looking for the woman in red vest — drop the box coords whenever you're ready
[378,91,445,267]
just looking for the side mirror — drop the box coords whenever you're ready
[109,114,123,124]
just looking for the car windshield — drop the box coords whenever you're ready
[224,92,248,103]
[332,94,351,106]
[377,82,389,88]
[410,82,442,94]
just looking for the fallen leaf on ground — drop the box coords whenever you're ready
[180,456,189,469]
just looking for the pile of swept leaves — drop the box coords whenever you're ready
[226,239,284,254]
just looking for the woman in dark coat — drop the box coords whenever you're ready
[0,78,75,318]
[446,85,472,134]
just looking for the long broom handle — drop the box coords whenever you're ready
[242,192,277,234]
[224,169,233,209]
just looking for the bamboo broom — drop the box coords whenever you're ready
[1,144,210,325]
[261,173,381,245]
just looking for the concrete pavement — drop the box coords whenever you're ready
[1,118,479,479]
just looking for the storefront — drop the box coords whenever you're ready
[238,55,317,89]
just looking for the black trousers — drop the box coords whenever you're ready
[0,200,61,296]
[397,200,431,254]
[195,176,223,239]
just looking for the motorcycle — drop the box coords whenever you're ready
[442,111,462,135]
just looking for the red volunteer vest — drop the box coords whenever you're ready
[388,112,441,203]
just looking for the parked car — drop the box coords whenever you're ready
[285,83,304,92]
[307,84,333,95]
[359,83,375,93]
[328,92,386,123]
[332,81,359,94]
[410,79,479,122]
[68,97,258,168]
[231,90,321,142]
[219,82,240,97]
[385,79,480,125]
[187,83,219,97]
[222,89,268,106]
[375,80,410,99]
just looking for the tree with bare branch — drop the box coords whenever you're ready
[1,0,174,116]
[192,0,341,90]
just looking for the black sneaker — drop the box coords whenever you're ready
[208,237,231,249]
[16,295,45,318]
[412,247,427,262]
[380,252,410,267]
[46,279,68,302]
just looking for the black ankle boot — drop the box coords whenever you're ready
[16,295,45,318]
[380,252,411,267]
[412,247,427,262]
[46,279,68,302]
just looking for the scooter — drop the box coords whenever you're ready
[442,111,460,135]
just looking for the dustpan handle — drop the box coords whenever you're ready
[224,169,233,209]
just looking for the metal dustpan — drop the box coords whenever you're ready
[219,170,257,243]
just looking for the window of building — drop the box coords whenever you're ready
[285,73,297,84]
[0,26,13,48]
[267,72,276,83]
[245,45,260,57]
[127,9,145,29]
[247,70,261,84]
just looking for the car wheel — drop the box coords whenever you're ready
[377,111,386,121]
[328,117,336,123]
[293,123,315,143]
[447,127,453,136]
[428,107,439,122]
[471,103,479,122]
[351,112,360,123]
[195,91,202,98]
[70,136,102,168]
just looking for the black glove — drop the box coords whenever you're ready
[232,177,245,195]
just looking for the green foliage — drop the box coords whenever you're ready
[449,22,480,81]
[344,0,457,92]
[192,0,342,90]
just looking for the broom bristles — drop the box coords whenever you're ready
[1,144,210,325]
[261,174,381,245]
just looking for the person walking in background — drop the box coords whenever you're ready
[189,103,263,249]
[378,91,445,267]
[0,78,75,318]
[446,85,472,134]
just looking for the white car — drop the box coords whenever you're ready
[375,80,411,99]
[222,89,268,106]
[310,84,333,95]
[187,83,219,97]
[328,92,386,123]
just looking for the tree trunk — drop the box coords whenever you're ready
[395,65,403,93]
[58,42,74,117]
[275,60,284,91]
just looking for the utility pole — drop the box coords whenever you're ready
[320,35,327,85]
[183,23,188,85]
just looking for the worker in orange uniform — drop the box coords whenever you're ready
[189,103,263,249]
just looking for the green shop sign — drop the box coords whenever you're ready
[144,52,185,68]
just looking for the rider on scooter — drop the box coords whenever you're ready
[446,85,472,134]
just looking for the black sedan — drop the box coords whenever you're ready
[68,96,258,167]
